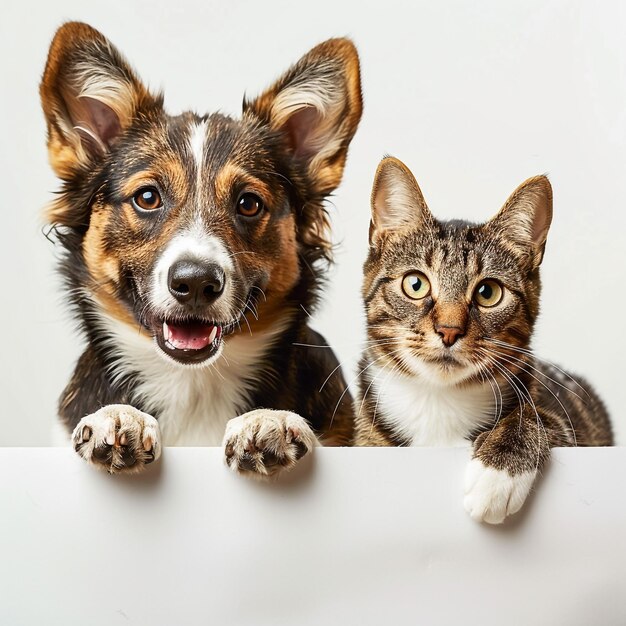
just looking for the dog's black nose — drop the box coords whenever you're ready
[168,260,225,305]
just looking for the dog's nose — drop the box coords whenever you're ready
[435,325,464,347]
[168,260,225,305]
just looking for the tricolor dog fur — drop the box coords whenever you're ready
[40,22,362,474]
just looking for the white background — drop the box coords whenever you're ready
[0,0,624,444]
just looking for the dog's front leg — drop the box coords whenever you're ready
[71,405,162,474]
[223,409,318,478]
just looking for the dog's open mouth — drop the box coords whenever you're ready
[154,319,227,365]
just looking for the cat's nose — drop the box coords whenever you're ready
[435,325,464,347]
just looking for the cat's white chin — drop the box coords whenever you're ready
[401,352,480,387]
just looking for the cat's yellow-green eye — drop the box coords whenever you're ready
[401,272,431,300]
[474,279,503,307]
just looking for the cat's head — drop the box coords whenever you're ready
[363,157,552,386]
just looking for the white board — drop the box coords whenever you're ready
[1,447,624,625]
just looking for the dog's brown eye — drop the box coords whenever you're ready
[474,280,503,307]
[132,187,162,211]
[237,193,264,217]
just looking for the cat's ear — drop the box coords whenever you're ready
[40,22,159,178]
[488,175,553,268]
[244,38,362,195]
[370,157,434,243]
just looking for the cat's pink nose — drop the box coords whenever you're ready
[436,325,464,347]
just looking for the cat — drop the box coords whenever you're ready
[354,156,612,524]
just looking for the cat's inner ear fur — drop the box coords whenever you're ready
[370,157,433,242]
[243,38,362,196]
[40,21,157,178]
[488,175,553,268]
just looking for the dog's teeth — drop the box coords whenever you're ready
[163,322,169,342]
[208,326,218,344]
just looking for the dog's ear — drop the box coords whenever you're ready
[40,22,158,178]
[244,38,362,195]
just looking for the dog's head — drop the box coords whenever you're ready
[41,22,361,367]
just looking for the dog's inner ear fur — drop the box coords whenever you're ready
[65,96,121,156]
[244,38,362,195]
[40,22,155,177]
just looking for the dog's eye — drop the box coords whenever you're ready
[132,187,163,212]
[237,193,264,218]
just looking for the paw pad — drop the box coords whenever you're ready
[223,409,316,478]
[72,405,161,474]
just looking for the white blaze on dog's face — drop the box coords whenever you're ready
[149,224,235,365]
[40,22,363,367]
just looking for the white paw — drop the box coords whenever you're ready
[463,459,536,524]
[223,409,317,478]
[72,404,161,473]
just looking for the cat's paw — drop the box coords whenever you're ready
[463,458,536,524]
[72,405,161,474]
[223,409,317,478]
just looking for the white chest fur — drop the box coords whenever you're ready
[368,365,498,446]
[96,310,285,446]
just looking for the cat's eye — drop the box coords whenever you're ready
[132,187,163,212]
[237,193,264,218]
[401,272,431,300]
[474,280,503,307]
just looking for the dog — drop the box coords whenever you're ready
[40,22,362,475]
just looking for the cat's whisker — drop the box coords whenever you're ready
[358,353,399,419]
[481,349,549,468]
[357,349,410,422]
[485,348,578,446]
[318,339,408,393]
[479,351,528,429]
[369,356,405,439]
[330,346,407,428]
[487,346,585,404]
[475,356,523,445]
[474,360,503,429]
[367,324,416,332]
[483,337,591,399]
[294,336,407,350]
[359,355,400,423]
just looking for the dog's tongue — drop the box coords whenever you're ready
[163,322,219,351]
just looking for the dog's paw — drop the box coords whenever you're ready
[223,409,317,478]
[72,405,161,474]
[463,458,536,524]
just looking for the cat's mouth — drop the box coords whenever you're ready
[423,352,463,367]
[420,350,479,379]
[438,352,460,363]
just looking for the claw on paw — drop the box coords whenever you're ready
[223,409,317,478]
[71,404,161,474]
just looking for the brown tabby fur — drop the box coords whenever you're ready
[355,157,612,521]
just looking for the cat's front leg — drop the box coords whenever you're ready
[463,407,552,524]
[72,405,162,474]
[223,409,318,478]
